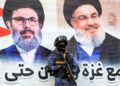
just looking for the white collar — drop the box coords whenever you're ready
[74,35,94,56]
[16,45,37,65]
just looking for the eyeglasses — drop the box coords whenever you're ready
[72,13,99,23]
[11,17,39,26]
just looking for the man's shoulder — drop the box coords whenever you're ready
[100,33,119,52]
[105,33,119,41]
[66,36,77,54]
[68,36,77,44]
[102,33,119,46]
[38,45,52,57]
[0,45,16,60]
[0,45,16,53]
[40,45,51,53]
[100,33,120,64]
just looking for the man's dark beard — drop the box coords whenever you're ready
[11,28,41,52]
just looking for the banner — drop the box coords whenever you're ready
[0,0,120,86]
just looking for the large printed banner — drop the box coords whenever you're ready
[0,0,120,86]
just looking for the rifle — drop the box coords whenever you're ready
[61,51,77,86]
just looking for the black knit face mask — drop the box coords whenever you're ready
[56,42,66,52]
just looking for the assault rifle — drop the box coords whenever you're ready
[61,51,77,86]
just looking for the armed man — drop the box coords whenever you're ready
[46,36,80,86]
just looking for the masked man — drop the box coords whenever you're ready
[47,36,80,86]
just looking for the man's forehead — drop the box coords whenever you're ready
[12,8,38,18]
[73,4,98,17]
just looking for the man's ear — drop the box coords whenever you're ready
[6,21,11,29]
[70,18,76,29]
[39,23,42,29]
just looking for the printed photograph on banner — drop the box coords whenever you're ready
[0,0,119,86]
[56,0,120,86]
[0,0,52,65]
[57,0,120,65]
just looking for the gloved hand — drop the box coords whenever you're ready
[45,66,52,72]
[59,65,66,70]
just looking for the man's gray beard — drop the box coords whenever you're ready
[11,29,41,52]
[74,27,106,48]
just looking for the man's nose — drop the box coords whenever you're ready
[23,20,31,28]
[87,18,94,25]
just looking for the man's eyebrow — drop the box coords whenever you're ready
[78,15,87,18]
[12,17,26,19]
[29,17,39,20]
[91,12,98,16]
